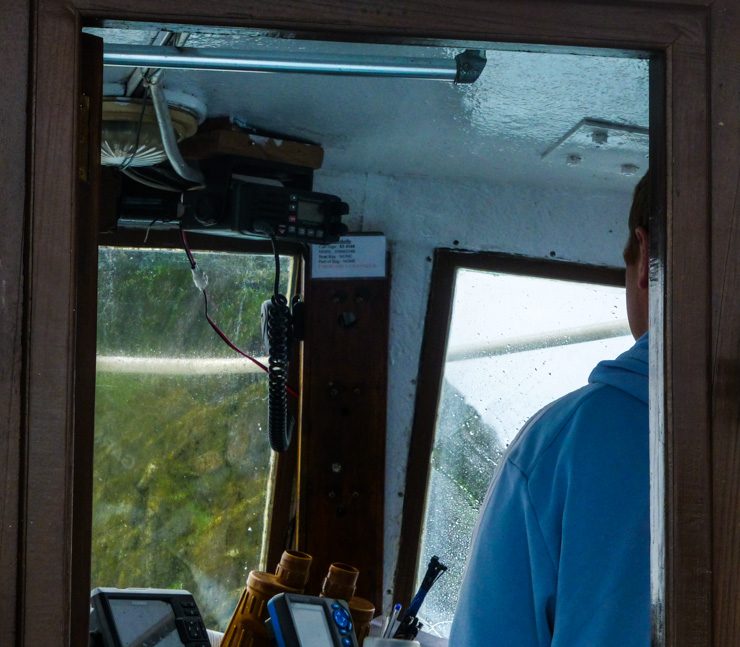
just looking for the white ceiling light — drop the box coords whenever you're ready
[100,98,200,167]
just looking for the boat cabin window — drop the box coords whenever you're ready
[408,252,632,636]
[93,240,296,628]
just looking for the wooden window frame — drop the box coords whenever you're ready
[395,249,627,607]
[2,1,738,646]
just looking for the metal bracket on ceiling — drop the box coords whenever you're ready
[125,30,190,97]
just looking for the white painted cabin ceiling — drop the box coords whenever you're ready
[89,24,650,193]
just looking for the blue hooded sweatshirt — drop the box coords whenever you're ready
[449,334,649,646]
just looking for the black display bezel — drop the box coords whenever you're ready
[89,587,210,647]
[267,593,359,647]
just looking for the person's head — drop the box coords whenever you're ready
[624,172,650,339]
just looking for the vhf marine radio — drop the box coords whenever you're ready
[116,155,349,245]
[181,177,349,244]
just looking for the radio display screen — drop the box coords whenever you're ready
[108,598,185,647]
[290,602,334,647]
[297,200,325,224]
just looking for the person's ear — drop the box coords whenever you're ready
[635,227,649,290]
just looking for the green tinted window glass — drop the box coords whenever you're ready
[93,246,293,630]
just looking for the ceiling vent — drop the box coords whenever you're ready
[541,118,649,177]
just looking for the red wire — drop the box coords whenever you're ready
[180,228,197,268]
[180,229,299,399]
[202,290,269,373]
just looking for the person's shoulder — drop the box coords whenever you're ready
[505,381,642,478]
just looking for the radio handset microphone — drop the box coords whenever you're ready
[260,295,293,453]
[260,232,301,453]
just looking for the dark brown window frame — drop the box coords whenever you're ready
[5,1,737,645]
[96,226,305,571]
[395,249,626,606]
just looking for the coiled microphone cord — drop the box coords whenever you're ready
[266,292,292,452]
[266,235,293,452]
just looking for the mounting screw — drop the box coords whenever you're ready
[332,462,343,474]
[620,163,640,176]
[338,311,358,328]
[592,129,609,145]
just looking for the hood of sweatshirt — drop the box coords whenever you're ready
[588,332,649,404]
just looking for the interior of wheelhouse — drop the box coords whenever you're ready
[83,19,650,645]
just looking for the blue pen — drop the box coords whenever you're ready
[382,603,402,638]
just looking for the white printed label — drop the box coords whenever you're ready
[311,235,386,279]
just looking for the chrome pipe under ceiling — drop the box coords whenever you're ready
[103,44,486,83]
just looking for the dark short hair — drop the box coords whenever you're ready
[624,171,650,264]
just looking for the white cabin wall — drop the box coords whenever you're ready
[314,170,633,601]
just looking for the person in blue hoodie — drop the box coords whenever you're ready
[449,173,651,647]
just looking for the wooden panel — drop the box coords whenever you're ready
[75,0,704,51]
[428,250,626,284]
[22,2,81,643]
[710,0,740,643]
[300,271,389,609]
[0,2,30,645]
[664,32,714,647]
[69,32,104,647]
